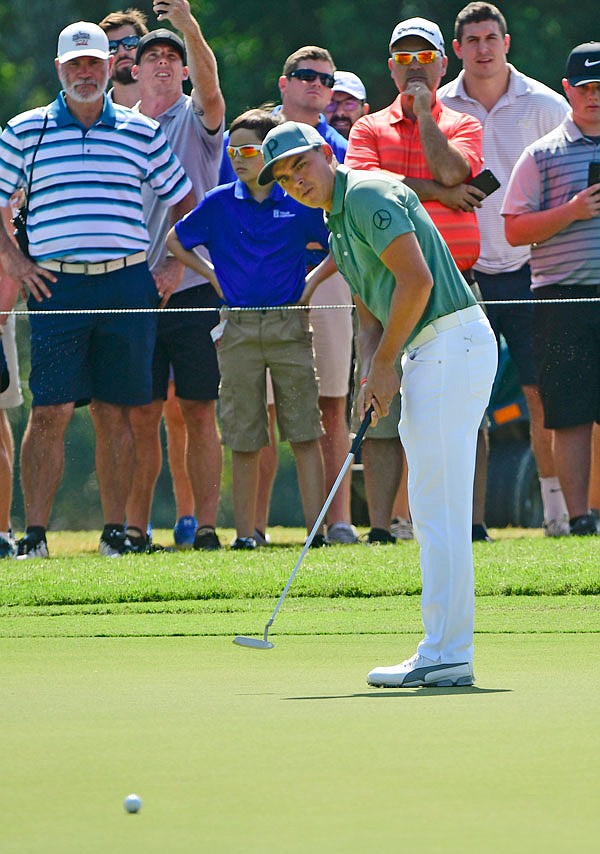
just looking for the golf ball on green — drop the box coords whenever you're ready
[124,793,142,813]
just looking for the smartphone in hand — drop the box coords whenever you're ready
[467,169,501,197]
[588,162,600,187]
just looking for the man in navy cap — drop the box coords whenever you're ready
[503,42,600,537]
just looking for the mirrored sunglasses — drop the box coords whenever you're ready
[108,36,140,54]
[227,144,263,159]
[288,69,335,88]
[392,49,441,65]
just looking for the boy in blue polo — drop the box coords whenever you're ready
[166,109,331,549]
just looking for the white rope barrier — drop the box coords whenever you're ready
[4,296,600,317]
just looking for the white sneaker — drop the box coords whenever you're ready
[367,653,474,688]
[390,516,414,540]
[543,514,570,537]
[326,522,359,544]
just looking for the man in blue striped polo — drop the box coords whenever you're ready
[0,21,194,558]
[503,42,600,537]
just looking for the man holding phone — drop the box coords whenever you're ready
[502,42,600,537]
[439,2,571,536]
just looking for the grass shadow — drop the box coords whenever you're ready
[284,687,512,700]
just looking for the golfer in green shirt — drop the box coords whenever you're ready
[259,121,498,687]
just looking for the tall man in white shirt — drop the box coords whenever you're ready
[438,2,570,535]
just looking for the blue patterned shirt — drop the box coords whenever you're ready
[0,93,191,262]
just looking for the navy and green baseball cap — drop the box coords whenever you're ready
[258,121,325,186]
[135,28,186,65]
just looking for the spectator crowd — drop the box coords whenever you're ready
[0,1,599,562]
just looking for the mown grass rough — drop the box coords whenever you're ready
[1,530,599,607]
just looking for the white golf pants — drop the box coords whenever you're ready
[399,309,497,664]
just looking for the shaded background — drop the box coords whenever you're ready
[1,0,592,528]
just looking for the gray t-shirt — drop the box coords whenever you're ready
[141,93,224,292]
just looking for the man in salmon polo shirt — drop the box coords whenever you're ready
[346,17,489,543]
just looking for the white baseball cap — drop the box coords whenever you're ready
[57,21,110,64]
[332,71,367,101]
[389,17,446,56]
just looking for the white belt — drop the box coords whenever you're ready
[408,304,484,350]
[39,250,147,276]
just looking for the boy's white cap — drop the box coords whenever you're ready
[57,22,110,64]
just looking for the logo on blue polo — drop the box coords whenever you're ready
[273,210,296,219]
[373,209,392,230]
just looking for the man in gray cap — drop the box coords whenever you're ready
[258,121,497,687]
[503,42,600,537]
[124,0,226,552]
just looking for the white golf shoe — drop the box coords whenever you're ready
[367,653,475,688]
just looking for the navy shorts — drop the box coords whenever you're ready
[533,285,600,429]
[152,284,221,401]
[476,264,537,386]
[28,264,158,407]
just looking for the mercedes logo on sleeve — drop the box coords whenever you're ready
[373,209,392,229]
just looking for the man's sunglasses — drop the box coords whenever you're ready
[392,49,441,65]
[287,69,335,88]
[108,36,141,55]
[324,98,361,113]
[227,144,263,159]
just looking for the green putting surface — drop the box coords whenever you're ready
[2,630,599,853]
[2,594,599,637]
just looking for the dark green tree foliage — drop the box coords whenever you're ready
[0,0,593,125]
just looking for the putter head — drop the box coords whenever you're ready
[233,635,274,650]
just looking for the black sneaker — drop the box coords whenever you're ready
[472,524,493,542]
[123,527,172,553]
[124,526,150,553]
[193,526,222,551]
[231,536,257,550]
[16,532,49,559]
[308,533,330,548]
[570,514,598,536]
[99,527,132,557]
[366,527,395,544]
